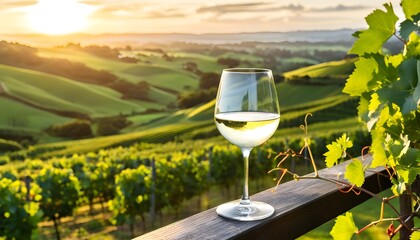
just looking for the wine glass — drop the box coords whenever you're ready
[214,68,280,221]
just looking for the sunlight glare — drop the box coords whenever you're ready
[27,0,94,35]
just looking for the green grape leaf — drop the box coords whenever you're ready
[343,58,377,96]
[324,134,353,168]
[402,0,420,21]
[349,4,398,55]
[391,179,407,196]
[400,148,420,167]
[366,93,385,131]
[395,59,420,114]
[411,231,420,240]
[345,159,365,187]
[400,19,420,41]
[337,133,353,150]
[358,95,370,124]
[330,212,358,240]
[398,59,418,89]
[406,33,420,59]
[405,111,420,142]
[388,135,411,161]
[324,142,342,168]
[393,166,420,190]
[403,95,419,114]
[370,129,388,168]
[368,93,381,112]
[396,168,410,184]
[377,88,406,114]
[408,168,420,184]
[387,54,404,68]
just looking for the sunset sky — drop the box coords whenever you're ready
[0,0,403,35]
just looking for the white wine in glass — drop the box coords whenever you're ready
[214,68,280,221]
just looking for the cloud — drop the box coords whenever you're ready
[143,10,186,19]
[310,4,370,12]
[197,2,370,17]
[0,0,36,10]
[90,2,186,20]
[197,3,304,15]
[198,3,267,14]
[89,2,143,19]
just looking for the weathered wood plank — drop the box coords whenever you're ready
[135,156,391,240]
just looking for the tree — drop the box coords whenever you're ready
[47,119,93,139]
[177,88,217,109]
[183,61,198,72]
[96,116,131,136]
[217,57,240,68]
[35,167,81,240]
[199,72,220,89]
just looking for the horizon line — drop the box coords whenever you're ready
[0,28,358,37]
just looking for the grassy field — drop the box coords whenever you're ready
[299,189,397,240]
[283,58,356,80]
[19,121,211,158]
[121,64,198,92]
[168,52,221,72]
[276,82,344,107]
[0,64,143,117]
[0,96,71,132]
[282,57,319,65]
[40,46,204,91]
[255,42,352,53]
[38,47,134,72]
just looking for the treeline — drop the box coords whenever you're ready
[63,43,138,63]
[0,41,148,101]
[177,72,220,108]
[46,115,132,139]
[0,127,370,239]
[0,115,132,144]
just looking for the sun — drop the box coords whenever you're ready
[27,0,94,35]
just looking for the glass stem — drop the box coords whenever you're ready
[240,147,252,205]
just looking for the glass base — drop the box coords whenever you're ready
[216,200,274,221]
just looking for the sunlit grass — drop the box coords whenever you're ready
[299,189,396,240]
[0,64,144,117]
[283,58,356,80]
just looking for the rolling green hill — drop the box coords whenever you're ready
[169,52,221,72]
[0,40,359,147]
[38,46,206,105]
[39,47,204,90]
[0,64,144,118]
[283,58,356,80]
[121,64,198,92]
[18,121,212,158]
[38,47,133,72]
[277,83,344,107]
[0,96,71,134]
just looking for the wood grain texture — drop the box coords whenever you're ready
[135,156,391,240]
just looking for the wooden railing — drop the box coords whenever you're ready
[135,156,391,240]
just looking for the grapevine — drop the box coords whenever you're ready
[271,0,420,239]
